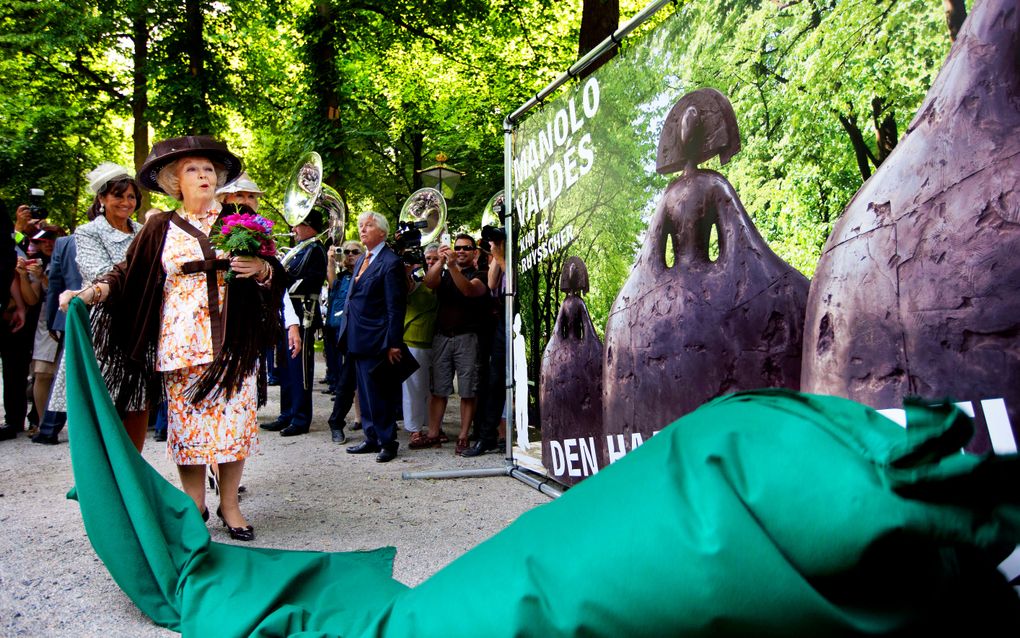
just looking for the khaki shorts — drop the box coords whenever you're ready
[430,333,479,398]
[32,360,57,376]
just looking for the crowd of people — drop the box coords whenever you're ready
[1,134,509,541]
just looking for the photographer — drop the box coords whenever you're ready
[403,244,440,448]
[422,233,489,454]
[462,226,508,457]
[324,240,364,443]
[23,226,64,435]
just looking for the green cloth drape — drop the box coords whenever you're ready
[64,298,1020,636]
[63,298,406,636]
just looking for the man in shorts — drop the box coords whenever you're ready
[421,233,488,454]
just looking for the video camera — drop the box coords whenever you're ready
[28,188,47,220]
[479,224,506,253]
[391,219,427,266]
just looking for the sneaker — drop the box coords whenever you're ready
[461,440,498,457]
[330,428,347,444]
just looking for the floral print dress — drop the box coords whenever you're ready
[157,209,258,465]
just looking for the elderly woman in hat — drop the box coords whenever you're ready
[61,136,285,541]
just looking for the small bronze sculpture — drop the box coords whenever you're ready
[603,88,809,443]
[540,256,604,485]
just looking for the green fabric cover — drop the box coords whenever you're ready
[64,298,1020,637]
[63,299,407,637]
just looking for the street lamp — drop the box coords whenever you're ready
[416,152,466,200]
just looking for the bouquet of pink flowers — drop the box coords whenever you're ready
[212,212,277,280]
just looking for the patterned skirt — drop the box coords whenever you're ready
[164,364,259,465]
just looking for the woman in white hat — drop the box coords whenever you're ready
[61,163,149,447]
[61,136,286,541]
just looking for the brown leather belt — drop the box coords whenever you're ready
[180,258,230,275]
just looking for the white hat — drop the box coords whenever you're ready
[86,162,133,194]
[216,171,265,196]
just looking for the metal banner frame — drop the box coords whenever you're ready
[402,0,675,497]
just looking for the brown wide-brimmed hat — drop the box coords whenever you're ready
[137,136,242,194]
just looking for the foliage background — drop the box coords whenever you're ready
[0,0,629,233]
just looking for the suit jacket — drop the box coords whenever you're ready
[284,239,327,329]
[338,244,407,357]
[46,235,82,332]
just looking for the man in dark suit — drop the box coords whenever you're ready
[338,211,407,462]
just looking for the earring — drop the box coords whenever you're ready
[99,203,105,215]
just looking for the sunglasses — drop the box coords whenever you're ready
[343,249,362,255]
[453,245,476,252]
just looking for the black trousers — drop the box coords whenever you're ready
[477,316,507,446]
[1,319,32,429]
[328,350,357,430]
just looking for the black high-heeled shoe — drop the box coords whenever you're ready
[215,507,255,542]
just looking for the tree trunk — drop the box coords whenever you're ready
[944,0,967,41]
[184,0,210,134]
[132,6,150,214]
[871,97,898,165]
[577,0,619,78]
[309,1,344,184]
[315,1,341,126]
[837,110,877,181]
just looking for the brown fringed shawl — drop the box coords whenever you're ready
[93,211,286,413]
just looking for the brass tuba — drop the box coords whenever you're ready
[399,187,447,246]
[282,151,347,245]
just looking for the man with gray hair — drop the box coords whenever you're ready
[338,211,407,462]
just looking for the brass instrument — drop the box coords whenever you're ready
[282,151,347,246]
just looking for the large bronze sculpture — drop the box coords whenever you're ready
[602,88,809,442]
[802,0,1020,451]
[540,256,603,485]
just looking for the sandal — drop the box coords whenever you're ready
[438,431,450,443]
[455,438,470,455]
[408,432,442,449]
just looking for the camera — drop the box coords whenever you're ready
[391,219,427,266]
[28,188,47,220]
[479,224,506,253]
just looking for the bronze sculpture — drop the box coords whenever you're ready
[602,88,809,443]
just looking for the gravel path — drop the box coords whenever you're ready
[0,356,548,637]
